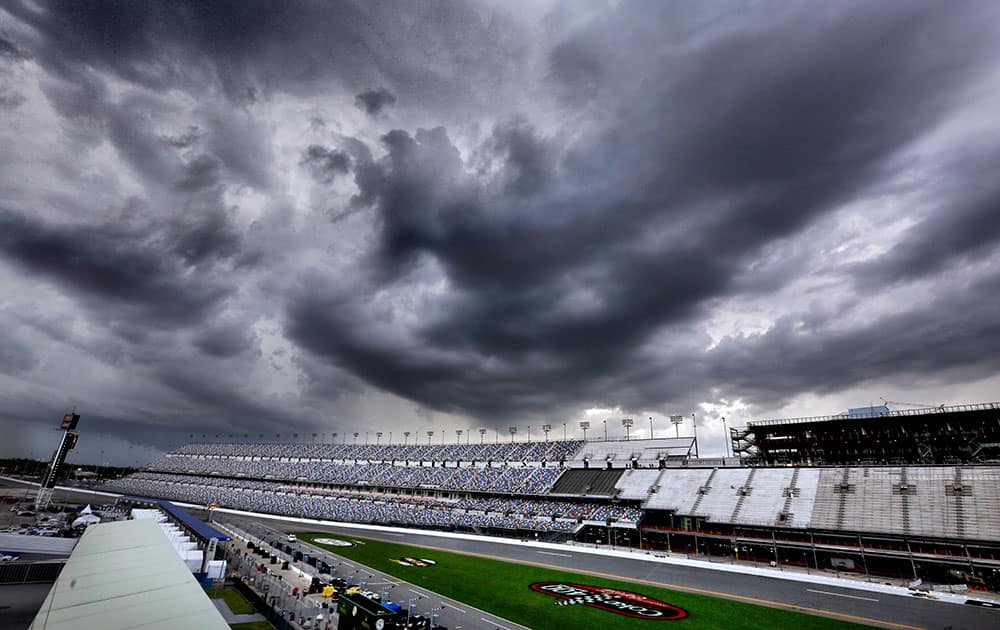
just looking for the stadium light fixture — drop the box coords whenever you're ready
[353,432,359,445]
[479,428,487,444]
[456,429,463,444]
[579,420,590,441]
[563,422,567,441]
[404,431,410,445]
[603,418,608,441]
[427,430,434,445]
[622,417,634,441]
[542,424,551,442]
[528,425,532,442]
[670,414,683,438]
[376,431,382,445]
[649,416,654,439]
[509,426,517,443]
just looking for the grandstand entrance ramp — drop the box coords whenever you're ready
[29,518,229,630]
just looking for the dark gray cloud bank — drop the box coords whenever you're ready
[2,0,1000,463]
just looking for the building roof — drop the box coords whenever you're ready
[29,518,229,630]
[157,500,231,543]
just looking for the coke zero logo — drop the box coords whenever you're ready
[529,582,688,620]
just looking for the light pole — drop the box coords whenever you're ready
[353,432,358,446]
[670,415,683,438]
[542,424,551,442]
[427,431,434,445]
[603,419,608,441]
[580,421,590,441]
[376,431,382,446]
[649,416,654,439]
[692,413,699,458]
[509,426,517,443]
[722,416,729,458]
[622,418,634,441]
[563,422,567,441]
[527,425,532,442]
[404,431,410,446]
[479,428,487,444]
[456,429,463,444]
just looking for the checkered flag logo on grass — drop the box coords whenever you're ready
[555,593,616,606]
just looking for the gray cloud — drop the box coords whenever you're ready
[301,145,351,183]
[355,88,396,116]
[2,0,1000,459]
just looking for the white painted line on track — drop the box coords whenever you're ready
[444,603,468,613]
[482,618,513,630]
[807,589,879,602]
[537,551,572,557]
[409,588,430,598]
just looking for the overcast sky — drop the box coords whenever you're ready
[2,1,1000,465]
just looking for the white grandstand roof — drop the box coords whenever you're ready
[29,518,228,630]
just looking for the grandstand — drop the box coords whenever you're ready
[105,410,1000,591]
[731,401,1000,465]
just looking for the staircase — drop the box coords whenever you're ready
[730,468,757,522]
[644,469,668,505]
[778,468,801,526]
[899,467,912,536]
[690,468,718,516]
[953,467,967,539]
[834,468,852,530]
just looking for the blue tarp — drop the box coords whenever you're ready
[158,500,231,542]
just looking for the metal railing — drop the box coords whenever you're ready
[748,402,1000,427]
[0,560,66,584]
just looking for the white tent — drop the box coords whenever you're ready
[72,513,101,529]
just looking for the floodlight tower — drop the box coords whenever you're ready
[622,418,634,441]
[670,415,684,438]
[479,428,487,444]
[509,426,517,443]
[37,413,81,512]
[542,424,551,442]
[455,429,463,444]
[426,430,434,445]
[404,431,411,446]
[580,421,590,441]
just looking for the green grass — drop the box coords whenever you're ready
[300,533,869,630]
[205,587,256,615]
[228,622,274,630]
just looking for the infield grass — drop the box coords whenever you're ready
[206,586,256,615]
[300,532,869,630]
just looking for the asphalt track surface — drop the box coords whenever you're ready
[238,514,998,630]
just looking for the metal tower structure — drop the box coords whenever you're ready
[36,413,80,512]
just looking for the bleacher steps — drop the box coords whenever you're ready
[730,467,756,522]
[778,467,801,526]
[690,468,718,516]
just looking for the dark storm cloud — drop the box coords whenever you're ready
[3,0,1000,456]
[301,145,351,183]
[0,35,27,60]
[355,88,397,116]
[284,0,1000,420]
[6,0,525,111]
[855,147,1000,286]
[708,269,1000,410]
[0,208,232,326]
